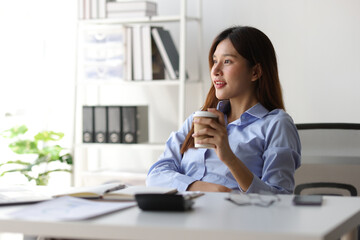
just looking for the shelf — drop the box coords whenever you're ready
[73,0,203,187]
[76,143,165,151]
[80,170,148,186]
[79,15,201,25]
[76,79,201,87]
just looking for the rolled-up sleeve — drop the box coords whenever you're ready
[146,115,197,192]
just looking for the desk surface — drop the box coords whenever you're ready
[0,193,360,240]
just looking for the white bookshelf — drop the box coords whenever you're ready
[73,0,203,186]
[77,79,201,87]
[80,15,201,24]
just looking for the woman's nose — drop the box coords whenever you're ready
[212,63,223,76]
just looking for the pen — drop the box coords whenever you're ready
[104,184,127,194]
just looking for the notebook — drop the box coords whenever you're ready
[53,183,177,201]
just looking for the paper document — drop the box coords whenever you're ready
[0,186,53,206]
[9,196,136,221]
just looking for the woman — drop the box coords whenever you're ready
[146,26,301,194]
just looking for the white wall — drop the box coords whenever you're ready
[0,0,359,169]
[197,0,360,124]
[0,0,77,146]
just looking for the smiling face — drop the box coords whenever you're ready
[211,38,258,103]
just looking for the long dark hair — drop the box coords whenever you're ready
[180,26,284,154]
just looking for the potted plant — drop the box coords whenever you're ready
[0,125,73,185]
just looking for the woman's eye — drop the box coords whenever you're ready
[213,59,217,64]
[224,59,231,64]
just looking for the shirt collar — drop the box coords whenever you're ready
[216,100,231,114]
[246,102,269,119]
[216,100,269,120]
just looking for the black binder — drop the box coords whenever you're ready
[94,106,107,143]
[107,106,122,143]
[121,106,137,143]
[121,106,149,143]
[82,106,94,143]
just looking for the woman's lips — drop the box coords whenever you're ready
[214,80,226,89]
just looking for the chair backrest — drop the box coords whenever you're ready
[294,182,358,196]
[294,123,360,196]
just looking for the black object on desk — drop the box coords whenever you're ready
[135,194,194,211]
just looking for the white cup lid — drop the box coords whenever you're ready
[193,111,218,118]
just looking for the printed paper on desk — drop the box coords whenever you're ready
[9,196,136,221]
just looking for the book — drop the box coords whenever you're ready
[132,25,143,80]
[90,0,98,19]
[102,185,178,201]
[125,27,133,81]
[151,28,166,80]
[98,0,107,18]
[106,10,157,18]
[78,0,85,19]
[142,26,165,80]
[142,25,152,81]
[151,28,179,79]
[84,0,91,19]
[106,1,157,12]
[53,183,177,201]
[53,183,126,199]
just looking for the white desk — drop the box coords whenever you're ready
[0,193,360,240]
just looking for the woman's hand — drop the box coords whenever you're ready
[187,181,232,192]
[191,108,254,191]
[192,108,236,164]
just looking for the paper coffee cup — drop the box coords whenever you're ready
[193,111,218,148]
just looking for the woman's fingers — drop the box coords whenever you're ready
[207,108,225,125]
[192,127,217,137]
[192,109,228,149]
[193,116,220,129]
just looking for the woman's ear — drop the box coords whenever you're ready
[251,63,262,82]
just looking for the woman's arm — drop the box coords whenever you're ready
[146,115,198,192]
[192,108,301,194]
[187,180,232,192]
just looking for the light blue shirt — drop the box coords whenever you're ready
[146,101,301,194]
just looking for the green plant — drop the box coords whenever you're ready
[0,125,73,185]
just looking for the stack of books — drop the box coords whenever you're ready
[79,0,157,19]
[79,1,183,81]
[129,26,180,81]
[80,25,180,81]
[79,0,107,19]
[107,1,157,19]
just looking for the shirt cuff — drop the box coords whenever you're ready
[244,174,264,193]
[172,174,198,192]
[237,173,269,193]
